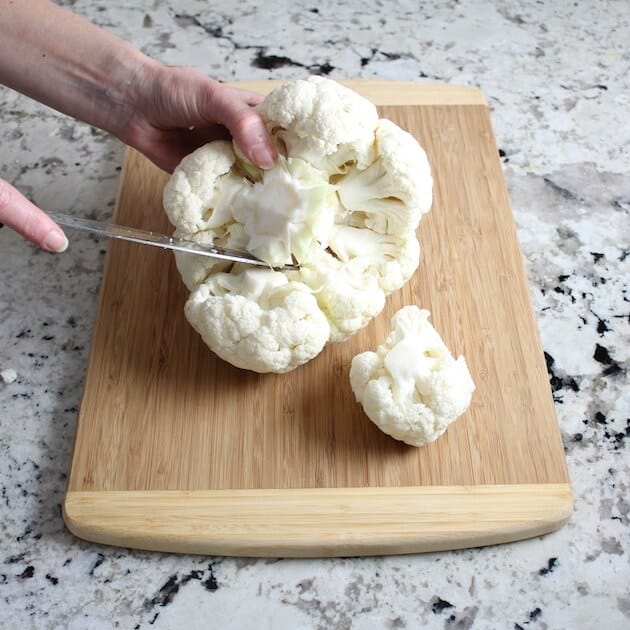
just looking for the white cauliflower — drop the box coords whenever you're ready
[337,119,433,235]
[350,306,475,446]
[257,75,379,171]
[163,77,433,373]
[185,269,330,374]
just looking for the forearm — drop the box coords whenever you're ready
[0,0,157,137]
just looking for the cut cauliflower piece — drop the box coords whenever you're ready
[258,75,378,171]
[162,77,434,373]
[350,306,475,446]
[338,119,433,235]
[185,269,330,374]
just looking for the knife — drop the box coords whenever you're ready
[47,211,298,270]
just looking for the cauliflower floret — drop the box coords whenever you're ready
[185,269,330,374]
[258,75,378,171]
[350,306,475,446]
[326,224,420,294]
[338,119,433,235]
[163,78,434,374]
[162,142,239,234]
[295,248,386,342]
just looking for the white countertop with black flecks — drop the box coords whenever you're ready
[0,1,628,628]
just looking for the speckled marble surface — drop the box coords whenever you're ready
[1,1,628,628]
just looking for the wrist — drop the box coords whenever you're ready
[96,51,161,141]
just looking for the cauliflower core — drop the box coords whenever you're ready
[350,306,475,446]
[163,77,433,373]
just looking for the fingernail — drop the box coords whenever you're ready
[250,143,275,169]
[43,229,68,253]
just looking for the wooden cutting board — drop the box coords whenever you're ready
[63,81,571,557]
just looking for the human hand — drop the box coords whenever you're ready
[119,65,277,174]
[0,178,68,252]
[0,0,276,252]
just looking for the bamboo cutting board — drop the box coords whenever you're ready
[63,81,572,557]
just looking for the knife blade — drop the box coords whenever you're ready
[47,211,298,270]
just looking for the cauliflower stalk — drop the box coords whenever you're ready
[350,306,475,447]
[163,77,433,373]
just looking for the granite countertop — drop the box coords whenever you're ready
[1,0,628,627]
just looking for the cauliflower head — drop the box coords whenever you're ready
[350,306,475,446]
[163,77,433,373]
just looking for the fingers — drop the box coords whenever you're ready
[0,178,68,252]
[201,83,276,169]
[223,86,265,108]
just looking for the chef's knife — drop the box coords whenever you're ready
[47,211,298,270]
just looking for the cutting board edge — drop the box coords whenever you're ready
[228,79,488,106]
[63,483,572,558]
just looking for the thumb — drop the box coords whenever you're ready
[205,84,277,168]
[0,178,68,252]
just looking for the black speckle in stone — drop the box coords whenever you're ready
[67,316,77,328]
[543,352,579,400]
[309,7,319,12]
[514,624,525,630]
[595,84,608,90]
[558,274,570,282]
[431,596,454,613]
[149,612,160,625]
[538,557,558,575]
[573,432,583,442]
[46,573,59,585]
[543,177,578,201]
[143,14,153,28]
[16,328,32,339]
[361,57,370,66]
[88,553,105,576]
[529,607,542,620]
[594,344,622,376]
[147,574,181,608]
[19,565,35,579]
[312,62,335,75]
[181,569,203,585]
[498,148,506,157]
[591,251,604,263]
[544,351,555,372]
[595,411,607,425]
[251,50,303,70]
[63,558,72,566]
[203,567,219,592]
[596,316,610,335]
[613,426,628,449]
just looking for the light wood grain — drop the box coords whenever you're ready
[64,81,570,556]
[228,80,487,105]
[64,484,571,557]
